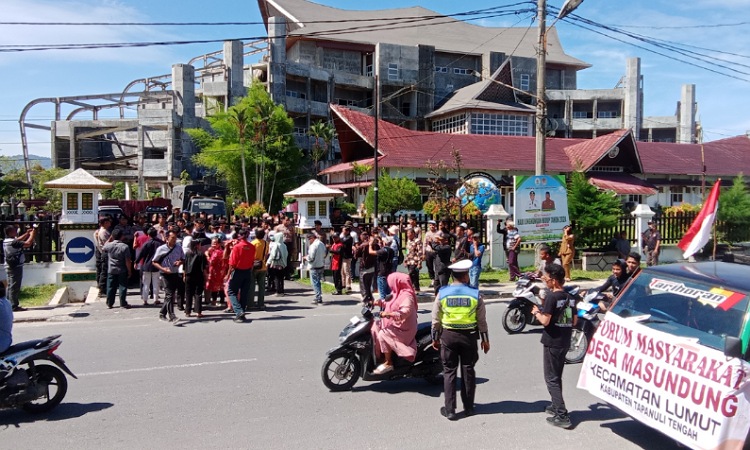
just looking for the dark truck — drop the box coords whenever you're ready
[171,184,228,218]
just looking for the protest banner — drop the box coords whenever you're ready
[577,312,750,450]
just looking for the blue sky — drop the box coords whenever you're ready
[1,0,749,160]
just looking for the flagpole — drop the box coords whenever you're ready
[712,178,721,260]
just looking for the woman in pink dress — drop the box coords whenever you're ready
[204,237,227,306]
[371,272,418,375]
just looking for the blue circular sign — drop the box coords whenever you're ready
[66,236,95,264]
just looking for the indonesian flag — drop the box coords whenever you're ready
[678,179,721,259]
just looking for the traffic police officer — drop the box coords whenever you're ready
[431,259,490,420]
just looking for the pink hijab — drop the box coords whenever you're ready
[387,272,417,311]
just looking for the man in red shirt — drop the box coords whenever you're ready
[225,228,256,323]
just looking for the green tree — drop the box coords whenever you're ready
[718,175,750,244]
[187,83,303,211]
[308,120,336,178]
[364,172,422,216]
[567,171,623,249]
[101,181,138,200]
[3,164,69,212]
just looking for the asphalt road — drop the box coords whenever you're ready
[2,284,681,450]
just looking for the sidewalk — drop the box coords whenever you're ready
[13,277,607,323]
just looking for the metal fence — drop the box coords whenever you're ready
[0,218,63,263]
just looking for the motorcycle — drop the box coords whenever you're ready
[502,274,581,334]
[0,334,76,413]
[565,291,606,364]
[321,307,442,392]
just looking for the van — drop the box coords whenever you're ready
[578,259,750,449]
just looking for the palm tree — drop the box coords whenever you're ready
[308,120,336,179]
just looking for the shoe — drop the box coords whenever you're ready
[185,312,192,317]
[170,318,182,326]
[159,315,168,322]
[544,405,556,415]
[12,306,27,312]
[196,314,204,319]
[223,308,233,313]
[107,305,113,309]
[440,407,458,421]
[464,407,475,417]
[311,300,319,305]
[276,292,285,296]
[373,363,394,375]
[332,291,341,296]
[233,315,246,323]
[122,304,132,309]
[143,301,149,306]
[546,415,572,429]
[177,306,184,311]
[154,300,162,305]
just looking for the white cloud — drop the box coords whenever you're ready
[0,0,178,65]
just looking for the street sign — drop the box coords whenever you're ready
[65,236,95,264]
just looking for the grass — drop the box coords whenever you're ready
[19,284,59,307]
[297,277,338,294]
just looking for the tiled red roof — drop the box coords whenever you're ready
[330,105,750,177]
[588,173,657,195]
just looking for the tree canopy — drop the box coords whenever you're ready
[364,171,422,216]
[187,83,303,211]
[567,171,623,249]
[718,175,750,244]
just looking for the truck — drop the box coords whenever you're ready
[171,184,228,218]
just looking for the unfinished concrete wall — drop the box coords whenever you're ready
[268,16,287,107]
[434,52,482,105]
[623,57,642,139]
[376,43,420,84]
[416,44,436,130]
[679,84,696,144]
[225,40,245,103]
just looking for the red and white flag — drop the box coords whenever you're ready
[678,179,721,259]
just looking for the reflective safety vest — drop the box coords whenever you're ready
[439,284,479,330]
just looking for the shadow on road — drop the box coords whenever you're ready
[599,417,682,449]
[475,399,549,415]
[0,402,114,427]
[251,315,305,322]
[353,378,444,397]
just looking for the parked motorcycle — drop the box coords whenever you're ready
[502,274,581,334]
[0,334,76,413]
[565,291,606,364]
[321,307,442,392]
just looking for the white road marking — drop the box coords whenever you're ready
[78,358,257,377]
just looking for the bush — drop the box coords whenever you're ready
[234,202,267,218]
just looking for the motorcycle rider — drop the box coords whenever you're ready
[431,259,490,420]
[592,259,629,311]
[370,273,418,375]
[0,285,11,355]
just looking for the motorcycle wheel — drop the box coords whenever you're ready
[565,329,589,364]
[21,364,68,413]
[321,354,361,392]
[502,306,527,334]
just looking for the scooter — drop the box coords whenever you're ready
[0,334,77,413]
[321,307,442,392]
[565,291,605,364]
[502,274,581,334]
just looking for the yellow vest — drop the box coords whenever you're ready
[439,285,479,330]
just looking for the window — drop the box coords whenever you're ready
[336,98,359,107]
[520,74,530,91]
[318,201,327,217]
[572,111,590,119]
[66,193,78,211]
[365,64,373,77]
[307,201,316,217]
[144,148,165,159]
[598,110,619,119]
[435,66,448,73]
[469,113,531,136]
[81,193,93,211]
[453,68,471,75]
[286,90,307,100]
[388,63,399,81]
[293,127,307,135]
[671,188,684,205]
[431,113,468,134]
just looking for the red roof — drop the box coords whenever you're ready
[588,173,657,195]
[329,105,750,178]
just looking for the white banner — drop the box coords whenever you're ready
[577,312,750,450]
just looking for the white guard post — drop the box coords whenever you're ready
[44,169,113,301]
[284,180,345,278]
[631,204,655,257]
[485,204,510,269]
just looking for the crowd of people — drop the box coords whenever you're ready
[93,209,299,324]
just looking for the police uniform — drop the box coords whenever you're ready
[431,259,489,420]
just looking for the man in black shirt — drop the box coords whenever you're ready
[531,264,575,429]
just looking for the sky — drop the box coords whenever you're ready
[1,0,749,162]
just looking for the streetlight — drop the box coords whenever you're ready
[535,0,584,175]
[0,201,9,217]
[16,201,26,218]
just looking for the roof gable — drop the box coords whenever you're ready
[564,130,642,172]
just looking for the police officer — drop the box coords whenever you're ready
[431,259,490,420]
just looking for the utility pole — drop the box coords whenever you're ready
[373,74,379,227]
[535,0,547,176]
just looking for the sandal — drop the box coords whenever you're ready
[373,363,394,375]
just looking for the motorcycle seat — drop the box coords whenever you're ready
[0,340,43,357]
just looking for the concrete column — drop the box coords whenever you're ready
[623,57,642,139]
[485,204,510,269]
[631,204,655,257]
[69,123,77,169]
[124,181,131,200]
[137,125,145,200]
[166,123,174,183]
[172,63,195,129]
[268,16,287,106]
[679,84,696,144]
[224,40,245,104]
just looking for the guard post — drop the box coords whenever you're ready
[44,169,112,301]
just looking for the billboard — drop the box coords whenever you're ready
[513,175,569,243]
